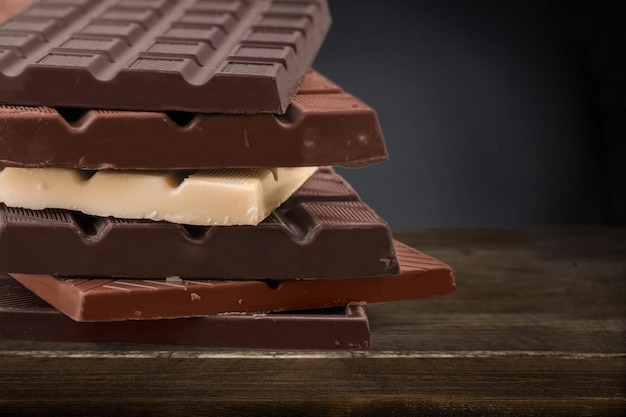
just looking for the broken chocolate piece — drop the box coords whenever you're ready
[0,168,399,279]
[0,0,331,113]
[0,71,387,169]
[10,240,455,321]
[0,166,317,225]
[0,275,370,349]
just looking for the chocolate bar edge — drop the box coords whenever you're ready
[0,288,371,349]
[10,241,455,322]
[0,71,387,169]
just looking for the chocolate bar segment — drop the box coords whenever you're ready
[0,166,317,225]
[10,241,455,321]
[0,168,399,279]
[0,276,370,349]
[0,0,331,113]
[0,71,387,169]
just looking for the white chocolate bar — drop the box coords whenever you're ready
[0,167,318,226]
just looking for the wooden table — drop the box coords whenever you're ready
[1,228,624,416]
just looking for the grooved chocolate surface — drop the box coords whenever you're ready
[0,0,331,113]
[0,276,370,349]
[0,71,387,169]
[11,240,455,321]
[0,168,399,279]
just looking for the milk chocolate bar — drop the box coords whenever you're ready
[10,241,454,321]
[0,166,317,225]
[0,276,370,349]
[0,168,399,279]
[0,0,331,113]
[0,71,387,170]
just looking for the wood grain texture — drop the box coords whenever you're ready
[1,228,625,416]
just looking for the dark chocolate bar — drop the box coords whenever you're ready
[0,71,386,169]
[10,240,455,321]
[0,276,370,349]
[0,0,331,113]
[0,168,399,279]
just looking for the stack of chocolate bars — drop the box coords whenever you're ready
[0,0,455,349]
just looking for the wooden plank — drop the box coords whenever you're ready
[377,228,626,353]
[0,356,624,416]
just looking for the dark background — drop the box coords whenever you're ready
[313,0,625,227]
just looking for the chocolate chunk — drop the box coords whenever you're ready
[0,71,387,169]
[0,0,331,113]
[10,240,455,321]
[0,168,399,279]
[0,276,370,349]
